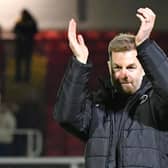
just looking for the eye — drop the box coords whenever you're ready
[112,66,121,72]
[127,65,136,71]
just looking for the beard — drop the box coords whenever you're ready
[114,80,137,95]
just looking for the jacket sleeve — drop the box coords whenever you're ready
[137,39,168,125]
[53,56,93,141]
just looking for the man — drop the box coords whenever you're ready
[13,9,38,82]
[54,7,168,168]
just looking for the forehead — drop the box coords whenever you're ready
[111,49,139,65]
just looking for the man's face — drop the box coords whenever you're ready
[110,49,144,95]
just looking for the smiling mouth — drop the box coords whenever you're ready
[121,82,131,84]
[121,83,132,87]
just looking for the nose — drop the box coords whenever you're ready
[119,69,128,79]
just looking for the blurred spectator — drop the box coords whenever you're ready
[0,102,16,156]
[13,9,38,82]
[0,25,6,101]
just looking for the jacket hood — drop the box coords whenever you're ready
[93,75,152,108]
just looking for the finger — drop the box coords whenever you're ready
[144,7,155,17]
[142,8,155,20]
[136,13,146,23]
[137,8,155,21]
[137,8,149,20]
[68,19,77,43]
[145,7,156,22]
[68,19,76,40]
[77,34,85,45]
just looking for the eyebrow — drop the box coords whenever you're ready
[112,63,137,68]
[127,63,137,67]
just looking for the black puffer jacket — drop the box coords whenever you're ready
[54,39,168,168]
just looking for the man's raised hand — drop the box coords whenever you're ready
[68,19,89,64]
[136,7,156,46]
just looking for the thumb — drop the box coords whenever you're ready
[77,34,85,45]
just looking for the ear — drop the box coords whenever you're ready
[107,60,112,75]
[139,61,145,76]
[107,59,114,86]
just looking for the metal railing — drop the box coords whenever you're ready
[0,129,85,168]
[0,157,84,168]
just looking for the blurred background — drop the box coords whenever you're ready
[0,0,167,167]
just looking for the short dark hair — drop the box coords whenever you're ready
[108,33,136,57]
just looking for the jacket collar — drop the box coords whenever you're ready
[93,75,152,108]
